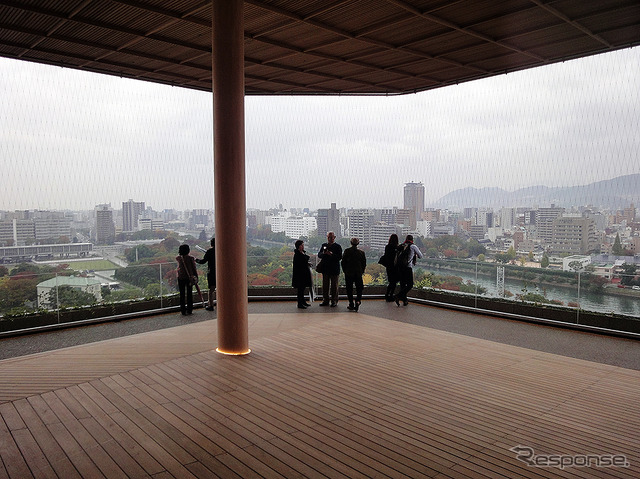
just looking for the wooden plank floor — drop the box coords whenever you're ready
[0,310,638,478]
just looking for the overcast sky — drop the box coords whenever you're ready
[1,46,639,212]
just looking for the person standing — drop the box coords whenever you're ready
[195,237,216,311]
[318,231,342,307]
[383,233,399,302]
[292,240,312,309]
[341,237,366,312]
[176,244,198,315]
[395,234,423,306]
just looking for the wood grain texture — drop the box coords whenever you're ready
[0,310,638,478]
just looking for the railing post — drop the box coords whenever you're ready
[55,273,60,324]
[159,263,163,309]
[474,262,478,309]
[577,271,581,324]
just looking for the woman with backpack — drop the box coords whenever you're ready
[395,234,423,306]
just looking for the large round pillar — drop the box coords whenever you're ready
[212,0,250,355]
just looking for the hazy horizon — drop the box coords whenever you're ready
[1,46,639,212]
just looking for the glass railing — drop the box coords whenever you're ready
[413,258,640,332]
[1,255,638,335]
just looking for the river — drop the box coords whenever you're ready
[420,266,640,318]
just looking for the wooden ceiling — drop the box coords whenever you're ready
[1,0,639,95]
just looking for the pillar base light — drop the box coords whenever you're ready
[216,348,251,356]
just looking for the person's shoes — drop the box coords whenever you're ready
[385,296,395,302]
[303,302,311,307]
[394,295,400,307]
[319,301,330,306]
[297,303,308,309]
[347,303,355,311]
[186,311,193,315]
[330,301,337,307]
[355,301,360,312]
[403,300,409,306]
[181,311,187,316]
[205,306,214,311]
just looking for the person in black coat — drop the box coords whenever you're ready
[383,233,399,302]
[195,237,215,311]
[292,240,312,309]
[317,231,343,307]
[341,237,367,312]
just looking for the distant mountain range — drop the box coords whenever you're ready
[429,174,640,210]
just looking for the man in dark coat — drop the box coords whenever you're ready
[195,238,216,311]
[317,231,342,307]
[341,237,366,312]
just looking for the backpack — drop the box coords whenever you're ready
[394,243,411,269]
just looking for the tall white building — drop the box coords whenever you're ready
[122,199,145,232]
[267,212,317,239]
[346,209,374,246]
[95,204,115,244]
[499,207,516,230]
[404,182,425,224]
[370,223,399,250]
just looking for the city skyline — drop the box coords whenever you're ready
[1,46,639,212]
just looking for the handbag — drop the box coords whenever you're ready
[378,255,388,267]
[190,275,198,286]
[315,260,325,274]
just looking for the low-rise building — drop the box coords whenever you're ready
[37,276,103,309]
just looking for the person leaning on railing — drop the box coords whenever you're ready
[195,238,216,311]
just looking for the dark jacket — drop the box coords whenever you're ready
[292,249,312,288]
[195,245,215,273]
[383,243,399,281]
[341,246,366,278]
[318,242,343,276]
[196,245,216,287]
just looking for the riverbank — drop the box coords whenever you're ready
[419,260,640,299]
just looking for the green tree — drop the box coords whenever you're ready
[620,263,637,286]
[425,247,439,258]
[47,285,97,309]
[467,239,486,257]
[125,245,155,263]
[612,233,623,255]
[477,254,485,262]
[540,254,550,268]
[494,253,510,264]
[114,264,161,288]
[143,283,162,297]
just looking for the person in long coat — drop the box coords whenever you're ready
[341,237,367,312]
[383,233,399,301]
[176,243,198,315]
[292,240,312,309]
